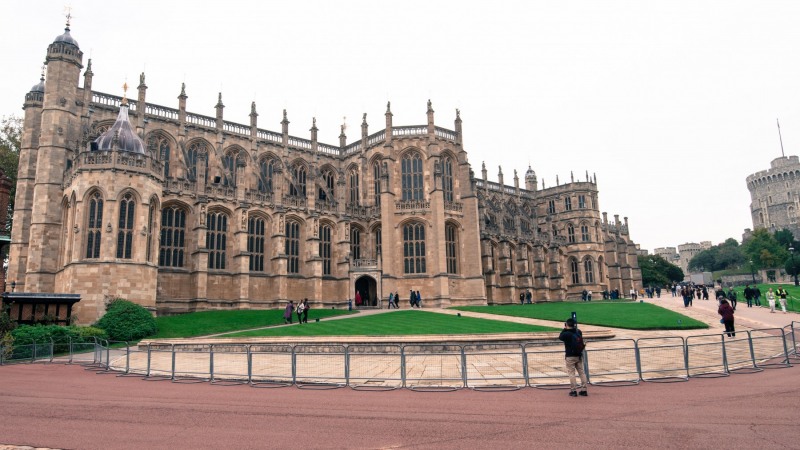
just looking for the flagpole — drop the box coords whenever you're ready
[778,118,785,157]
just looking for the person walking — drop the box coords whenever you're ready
[526,290,532,304]
[355,290,362,307]
[520,292,525,304]
[394,291,401,309]
[776,286,788,313]
[296,299,306,324]
[727,287,737,311]
[284,301,294,324]
[754,286,762,306]
[388,292,396,309]
[766,287,777,313]
[718,298,735,338]
[416,290,422,308]
[409,289,417,308]
[301,298,310,323]
[558,318,587,397]
[744,285,753,308]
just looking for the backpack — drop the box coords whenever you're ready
[574,333,586,354]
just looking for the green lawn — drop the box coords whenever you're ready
[152,309,356,339]
[223,310,559,337]
[731,284,800,312]
[452,302,709,330]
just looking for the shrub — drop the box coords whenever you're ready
[95,299,157,342]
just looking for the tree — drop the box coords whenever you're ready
[688,238,745,272]
[0,115,20,233]
[784,255,800,283]
[742,228,789,269]
[638,255,684,287]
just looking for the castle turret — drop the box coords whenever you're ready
[525,165,537,191]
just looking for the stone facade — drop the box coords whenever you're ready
[747,155,800,237]
[8,25,642,323]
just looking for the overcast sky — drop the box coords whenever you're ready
[2,0,799,252]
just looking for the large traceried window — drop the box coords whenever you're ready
[570,257,580,284]
[372,161,381,206]
[289,165,307,197]
[248,216,266,272]
[116,193,135,259]
[222,151,243,187]
[148,134,171,178]
[442,156,454,203]
[584,257,595,284]
[207,212,228,270]
[320,224,332,275]
[85,192,103,259]
[446,223,458,274]
[159,206,186,267]
[349,168,360,205]
[403,222,426,274]
[258,158,275,193]
[401,152,424,201]
[578,195,586,209]
[146,203,155,262]
[548,200,556,214]
[567,224,576,243]
[319,169,335,201]
[285,220,300,274]
[374,227,382,258]
[565,197,572,211]
[350,227,362,261]
[581,223,590,242]
[186,141,208,182]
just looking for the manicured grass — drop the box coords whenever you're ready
[152,309,356,339]
[731,284,800,312]
[224,310,559,337]
[452,302,709,330]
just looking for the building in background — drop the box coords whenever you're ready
[747,155,800,238]
[8,24,642,322]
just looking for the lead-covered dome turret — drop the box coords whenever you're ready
[93,97,145,154]
[53,25,79,48]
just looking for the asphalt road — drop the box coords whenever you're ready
[1,363,798,449]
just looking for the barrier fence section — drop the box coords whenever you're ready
[2,326,798,390]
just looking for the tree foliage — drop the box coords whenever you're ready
[688,238,745,272]
[742,228,789,269]
[638,255,684,287]
[0,115,21,233]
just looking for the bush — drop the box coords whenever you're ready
[95,299,157,342]
[8,324,108,357]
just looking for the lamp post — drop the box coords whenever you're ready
[790,247,799,287]
[749,259,756,284]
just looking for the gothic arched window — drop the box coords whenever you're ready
[567,224,576,243]
[584,257,595,284]
[207,211,228,270]
[401,152,424,201]
[258,158,275,194]
[374,226,382,258]
[286,220,301,274]
[350,227,361,260]
[372,161,381,206]
[248,216,266,272]
[581,223,590,242]
[148,134,171,178]
[319,169,335,201]
[442,156,454,203]
[85,192,103,259]
[187,142,208,182]
[116,193,135,259]
[320,223,332,275]
[570,257,580,284]
[159,205,186,267]
[446,223,458,274]
[403,222,426,274]
[290,165,307,197]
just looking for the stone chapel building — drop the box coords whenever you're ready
[9,24,642,323]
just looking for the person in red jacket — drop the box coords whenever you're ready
[718,298,735,338]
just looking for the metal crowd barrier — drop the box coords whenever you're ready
[2,324,799,391]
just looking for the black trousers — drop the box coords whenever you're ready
[723,319,735,337]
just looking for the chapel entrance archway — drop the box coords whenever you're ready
[355,275,378,307]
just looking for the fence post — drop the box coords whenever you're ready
[210,344,215,383]
[170,344,176,381]
[780,329,792,365]
[68,337,73,364]
[31,340,36,363]
[104,340,110,370]
[146,344,152,377]
[124,342,130,374]
[49,338,54,363]
[344,346,350,387]
[460,346,467,388]
[792,322,799,357]
[634,340,642,381]
[400,345,406,388]
[291,346,297,385]
[720,333,730,373]
[746,331,757,368]
[520,344,529,387]
[246,345,252,384]
[583,349,591,384]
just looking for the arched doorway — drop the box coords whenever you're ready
[355,275,378,307]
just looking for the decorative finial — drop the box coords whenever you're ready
[427,99,433,112]
[386,101,391,113]
[121,82,129,106]
[313,117,317,127]
[40,64,46,81]
[64,5,73,29]
[139,72,145,86]
[85,59,91,73]
[251,101,257,114]
[180,82,186,97]
[456,108,461,119]
[362,113,367,124]
[283,109,287,120]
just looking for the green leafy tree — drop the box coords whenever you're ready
[785,256,800,282]
[639,255,684,287]
[742,229,789,269]
[688,238,745,272]
[0,115,21,233]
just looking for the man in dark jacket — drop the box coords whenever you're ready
[558,318,587,397]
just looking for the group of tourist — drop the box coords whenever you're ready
[519,291,533,304]
[386,290,423,308]
[283,299,310,324]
